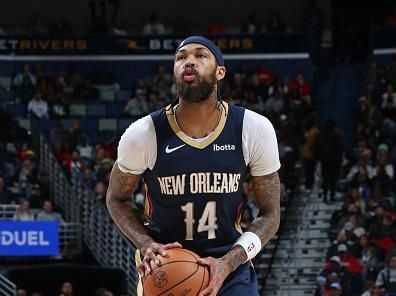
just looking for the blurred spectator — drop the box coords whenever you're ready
[36,200,63,222]
[30,183,43,209]
[318,119,343,202]
[240,14,261,34]
[381,83,396,120]
[95,287,114,296]
[255,63,276,86]
[264,89,285,116]
[97,134,116,160]
[16,289,27,296]
[0,175,12,204]
[28,92,49,118]
[50,95,70,118]
[8,120,29,143]
[13,199,35,221]
[148,91,164,112]
[266,12,286,33]
[59,281,73,296]
[338,243,364,293]
[82,168,96,191]
[13,64,37,87]
[387,5,396,27]
[76,134,95,163]
[172,16,191,35]
[69,150,83,186]
[96,158,113,183]
[94,181,107,203]
[16,76,36,104]
[142,13,166,35]
[288,72,312,105]
[48,17,72,35]
[205,17,225,34]
[153,65,172,86]
[80,79,100,101]
[123,89,148,117]
[31,16,47,35]
[14,158,38,198]
[375,251,396,293]
[302,118,319,191]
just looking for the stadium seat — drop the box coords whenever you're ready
[18,118,31,130]
[6,104,26,117]
[80,119,99,132]
[95,85,116,102]
[99,118,117,131]
[0,76,12,89]
[118,118,135,131]
[105,103,123,117]
[86,104,106,117]
[115,90,131,101]
[69,104,87,116]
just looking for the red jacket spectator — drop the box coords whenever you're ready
[288,72,311,99]
[256,63,275,85]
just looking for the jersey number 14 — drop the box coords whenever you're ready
[181,201,218,240]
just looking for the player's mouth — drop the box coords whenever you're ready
[182,69,198,82]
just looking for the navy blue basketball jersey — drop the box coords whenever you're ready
[143,103,247,258]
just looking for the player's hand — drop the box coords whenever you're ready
[197,257,232,296]
[138,241,182,279]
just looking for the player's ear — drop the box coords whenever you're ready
[216,66,226,81]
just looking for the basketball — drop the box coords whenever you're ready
[143,248,209,296]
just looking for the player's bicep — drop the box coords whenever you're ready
[107,161,141,202]
[250,172,280,215]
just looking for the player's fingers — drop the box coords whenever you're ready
[160,242,182,256]
[197,257,212,267]
[143,260,152,278]
[145,248,161,266]
[137,264,145,278]
[198,284,215,296]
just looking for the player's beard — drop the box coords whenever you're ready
[175,68,217,103]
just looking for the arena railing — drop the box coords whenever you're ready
[0,274,16,296]
[37,130,137,295]
[79,186,137,296]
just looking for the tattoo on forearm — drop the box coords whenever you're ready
[222,245,247,272]
[106,163,154,252]
[249,172,281,246]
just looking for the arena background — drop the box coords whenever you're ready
[0,0,395,295]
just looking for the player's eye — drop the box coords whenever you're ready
[176,55,186,61]
[197,53,206,58]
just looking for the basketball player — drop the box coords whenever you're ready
[106,36,281,296]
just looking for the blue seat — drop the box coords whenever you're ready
[115,90,131,101]
[7,104,26,117]
[118,118,136,131]
[86,104,106,117]
[105,103,124,117]
[80,118,99,132]
[39,118,54,133]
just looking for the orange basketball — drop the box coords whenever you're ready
[143,248,209,296]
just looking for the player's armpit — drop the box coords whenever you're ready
[106,161,154,253]
[248,172,281,246]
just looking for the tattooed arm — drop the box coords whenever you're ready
[106,162,182,277]
[106,162,154,254]
[198,171,281,296]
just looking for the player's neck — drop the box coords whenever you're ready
[176,96,222,139]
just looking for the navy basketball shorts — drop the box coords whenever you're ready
[218,263,259,296]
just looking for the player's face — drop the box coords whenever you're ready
[174,43,225,102]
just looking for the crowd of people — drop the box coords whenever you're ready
[16,281,116,296]
[315,59,396,295]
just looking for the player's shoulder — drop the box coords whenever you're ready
[119,114,155,145]
[243,108,273,130]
